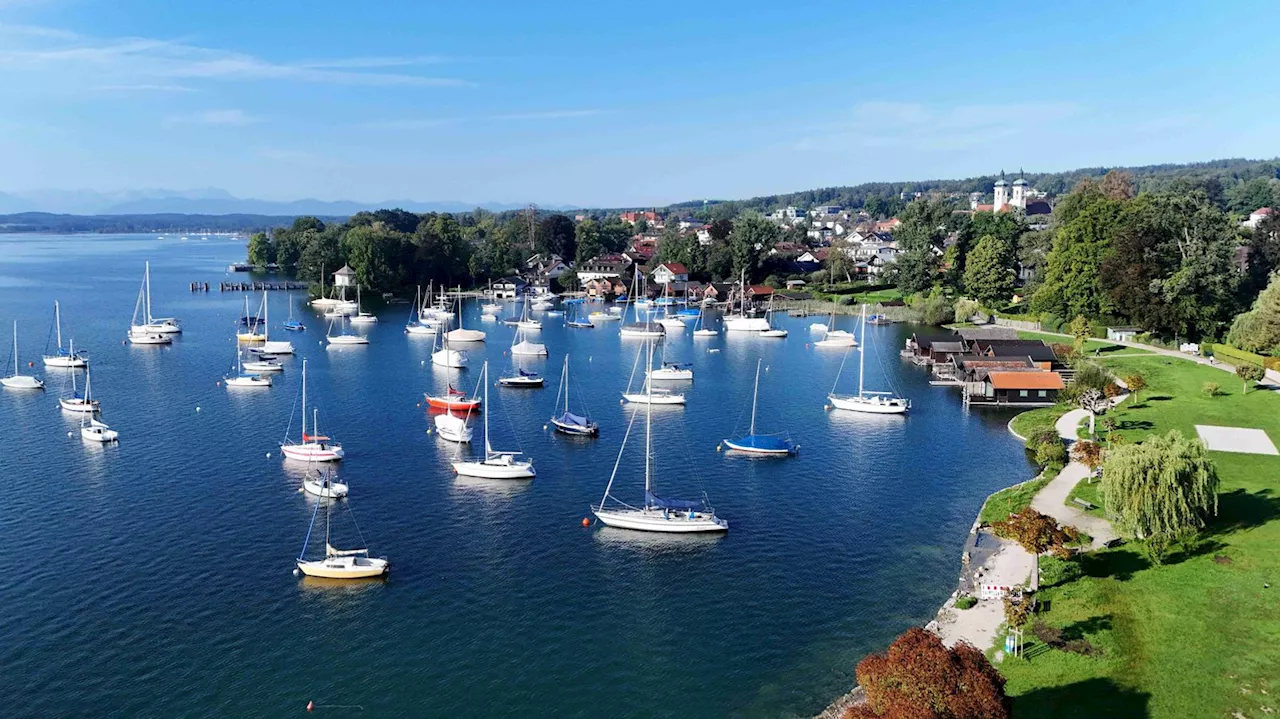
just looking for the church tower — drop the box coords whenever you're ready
[993,170,1009,212]
[1011,170,1028,210]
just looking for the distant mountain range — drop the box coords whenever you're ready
[0,188,576,216]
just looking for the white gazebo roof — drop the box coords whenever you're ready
[333,264,355,277]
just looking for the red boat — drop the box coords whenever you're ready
[424,385,482,411]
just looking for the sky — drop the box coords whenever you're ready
[0,0,1277,208]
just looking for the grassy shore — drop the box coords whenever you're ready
[979,469,1058,526]
[1009,405,1070,441]
[1013,330,1151,355]
[996,355,1280,718]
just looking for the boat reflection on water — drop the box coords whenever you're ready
[450,473,533,497]
[591,524,725,554]
[297,574,388,593]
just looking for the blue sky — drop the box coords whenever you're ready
[0,0,1276,207]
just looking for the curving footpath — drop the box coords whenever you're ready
[1028,409,1116,549]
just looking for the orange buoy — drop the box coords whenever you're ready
[307,700,314,712]
[581,517,590,527]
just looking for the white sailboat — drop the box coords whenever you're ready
[619,268,664,338]
[722,271,769,332]
[434,412,475,443]
[348,284,378,325]
[78,371,117,442]
[622,338,685,405]
[295,499,387,579]
[549,355,598,435]
[431,324,468,368]
[326,315,369,345]
[451,362,536,479]
[510,304,548,357]
[58,366,97,412]
[237,295,265,342]
[445,291,486,342]
[815,311,857,348]
[259,293,295,354]
[758,294,788,338]
[647,340,693,381]
[593,340,726,533]
[2,322,44,390]
[303,468,349,499]
[42,301,88,368]
[516,296,543,330]
[827,304,910,414]
[126,263,174,345]
[225,349,272,387]
[406,286,437,335]
[655,284,686,329]
[280,360,345,461]
[310,264,341,308]
[692,310,719,337]
[129,261,181,335]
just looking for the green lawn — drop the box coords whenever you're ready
[1014,331,1150,355]
[996,355,1280,718]
[1065,476,1105,519]
[979,469,1057,526]
[1009,405,1071,441]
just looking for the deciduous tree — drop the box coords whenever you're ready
[844,628,1010,719]
[1102,430,1220,563]
[1236,363,1265,393]
[992,508,1077,590]
[962,235,1015,307]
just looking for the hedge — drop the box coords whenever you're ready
[1204,343,1280,370]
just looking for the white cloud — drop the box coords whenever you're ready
[0,24,474,88]
[163,109,260,127]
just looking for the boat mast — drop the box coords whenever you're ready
[145,261,153,324]
[54,301,62,350]
[858,304,867,398]
[11,321,17,375]
[750,359,761,436]
[563,355,571,411]
[301,359,308,439]
[482,361,491,459]
[262,292,269,341]
[645,339,654,502]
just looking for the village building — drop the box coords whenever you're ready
[650,262,689,285]
[578,254,632,283]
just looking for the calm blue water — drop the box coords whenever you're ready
[0,234,1033,718]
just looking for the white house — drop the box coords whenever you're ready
[651,262,689,285]
[696,228,713,246]
[1244,207,1273,229]
[578,254,632,283]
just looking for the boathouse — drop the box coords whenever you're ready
[966,370,1064,407]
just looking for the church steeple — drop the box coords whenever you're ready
[993,170,1010,211]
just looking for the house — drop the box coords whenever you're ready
[809,205,843,217]
[874,218,901,233]
[677,218,706,231]
[1106,326,1140,342]
[797,250,822,264]
[955,327,1020,342]
[619,211,660,226]
[769,206,804,221]
[969,371,1064,407]
[936,354,1034,382]
[785,279,807,289]
[770,241,807,257]
[696,228,713,246]
[807,226,835,242]
[1244,207,1273,229]
[578,254,632,283]
[651,262,689,285]
[491,276,529,298]
[584,277,627,298]
[905,333,964,365]
[747,285,774,302]
[526,253,571,280]
[703,282,734,304]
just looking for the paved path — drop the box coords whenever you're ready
[1028,409,1118,549]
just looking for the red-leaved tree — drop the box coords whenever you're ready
[844,628,1010,719]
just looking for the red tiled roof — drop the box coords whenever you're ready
[1254,207,1273,216]
[656,262,688,274]
[748,285,774,295]
[989,371,1064,390]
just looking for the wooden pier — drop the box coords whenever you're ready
[214,281,309,292]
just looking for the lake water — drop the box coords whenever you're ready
[0,234,1033,718]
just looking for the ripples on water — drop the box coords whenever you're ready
[0,235,1032,717]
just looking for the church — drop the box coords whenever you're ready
[970,171,1051,215]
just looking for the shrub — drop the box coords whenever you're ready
[955,595,978,610]
[954,298,980,323]
[1236,363,1265,393]
[920,291,955,326]
[1050,343,1078,365]
[1037,555,1083,587]
[1202,381,1221,398]
[1103,382,1122,398]
[1040,312,1062,333]
[1072,360,1112,392]
[1003,593,1035,629]
[1035,440,1068,467]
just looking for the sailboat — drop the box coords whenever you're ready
[655,283,686,329]
[621,337,685,405]
[827,304,910,414]
[647,339,693,381]
[445,291,486,342]
[310,265,341,308]
[481,281,503,313]
[549,355,598,435]
[2,322,44,390]
[348,284,378,325]
[326,315,369,345]
[722,359,797,454]
[510,307,548,358]
[42,301,88,367]
[303,468,349,499]
[516,296,542,330]
[78,371,118,442]
[499,319,545,386]
[451,362,536,479]
[758,294,788,338]
[259,293,295,354]
[567,299,594,328]
[58,366,97,412]
[620,268,664,338]
[280,360,345,461]
[224,349,272,387]
[815,311,857,348]
[129,261,181,335]
[722,270,769,332]
[126,263,174,345]
[692,310,719,337]
[406,286,437,335]
[237,296,265,342]
[434,411,475,442]
[295,499,388,579]
[283,298,306,332]
[593,340,726,533]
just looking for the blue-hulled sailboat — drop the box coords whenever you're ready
[721,359,797,455]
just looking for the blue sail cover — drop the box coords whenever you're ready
[725,434,796,453]
[554,411,591,428]
[519,369,540,378]
[645,491,700,510]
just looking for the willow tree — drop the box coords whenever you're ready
[1101,430,1219,562]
